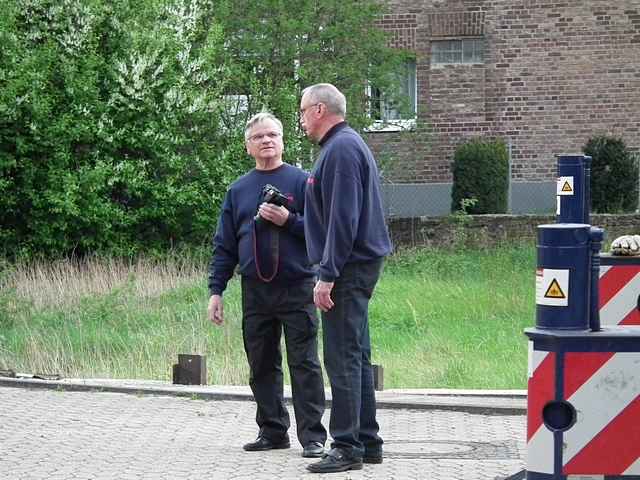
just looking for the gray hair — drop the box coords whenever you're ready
[244,112,283,141]
[302,83,347,118]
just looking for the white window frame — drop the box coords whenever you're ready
[431,37,484,66]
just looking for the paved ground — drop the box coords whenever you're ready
[0,378,526,480]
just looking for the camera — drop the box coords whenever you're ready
[261,184,289,207]
[255,184,289,221]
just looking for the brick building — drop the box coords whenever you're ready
[367,1,640,215]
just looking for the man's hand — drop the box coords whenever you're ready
[314,280,335,312]
[258,203,290,226]
[207,294,224,325]
[611,235,640,256]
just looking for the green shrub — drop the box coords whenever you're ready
[0,0,244,258]
[583,135,638,213]
[451,138,509,214]
[0,0,407,260]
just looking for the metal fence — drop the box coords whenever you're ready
[381,150,640,218]
[381,181,557,218]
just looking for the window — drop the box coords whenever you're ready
[431,38,484,65]
[368,60,417,129]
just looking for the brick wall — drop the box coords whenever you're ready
[368,0,640,184]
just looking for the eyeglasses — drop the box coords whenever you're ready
[247,131,282,144]
[299,103,321,117]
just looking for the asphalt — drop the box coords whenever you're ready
[0,376,527,480]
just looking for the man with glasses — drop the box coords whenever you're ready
[299,84,392,473]
[207,112,327,459]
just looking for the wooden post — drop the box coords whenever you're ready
[372,364,384,391]
[172,354,207,385]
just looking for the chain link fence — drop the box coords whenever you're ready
[381,180,557,218]
[381,149,640,218]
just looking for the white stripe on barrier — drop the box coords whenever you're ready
[527,344,554,474]
[528,342,548,378]
[527,422,555,474]
[563,353,640,465]
[599,272,640,326]
[624,456,640,474]
[599,265,612,278]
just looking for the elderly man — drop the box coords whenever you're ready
[299,84,392,473]
[207,112,326,458]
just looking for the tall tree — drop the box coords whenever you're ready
[1,0,238,257]
[216,0,409,166]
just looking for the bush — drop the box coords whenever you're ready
[0,0,247,258]
[0,0,407,260]
[451,138,509,214]
[583,135,638,213]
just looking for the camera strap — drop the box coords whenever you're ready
[253,220,279,282]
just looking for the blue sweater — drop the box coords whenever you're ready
[208,163,314,296]
[304,122,392,282]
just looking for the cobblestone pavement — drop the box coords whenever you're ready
[0,386,525,480]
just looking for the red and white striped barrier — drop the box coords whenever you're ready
[563,351,640,475]
[599,264,640,326]
[527,343,640,477]
[527,346,555,475]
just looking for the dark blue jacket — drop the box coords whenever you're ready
[304,122,392,282]
[208,163,314,296]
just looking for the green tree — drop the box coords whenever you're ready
[1,0,408,259]
[215,0,411,167]
[584,135,638,213]
[1,0,240,258]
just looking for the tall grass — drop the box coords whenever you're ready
[0,252,248,384]
[372,246,534,388]
[4,254,205,308]
[0,245,535,388]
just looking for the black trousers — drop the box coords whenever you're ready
[321,259,384,457]
[241,276,327,446]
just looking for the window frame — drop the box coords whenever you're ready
[430,37,485,67]
[366,59,418,132]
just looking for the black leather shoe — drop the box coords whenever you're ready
[306,448,363,473]
[363,453,383,464]
[302,441,325,458]
[363,447,383,464]
[243,435,290,451]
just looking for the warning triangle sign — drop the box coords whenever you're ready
[544,278,566,299]
[561,181,573,193]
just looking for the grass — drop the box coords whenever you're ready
[371,246,534,388]
[0,245,535,389]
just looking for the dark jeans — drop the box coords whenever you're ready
[241,276,327,446]
[322,258,384,458]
